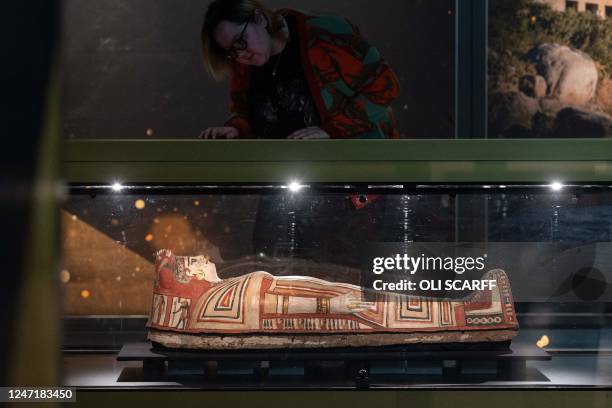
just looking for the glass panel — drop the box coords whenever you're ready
[488,0,612,138]
[62,0,455,140]
[62,184,612,387]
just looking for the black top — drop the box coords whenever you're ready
[248,15,320,139]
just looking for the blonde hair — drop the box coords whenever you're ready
[201,0,287,81]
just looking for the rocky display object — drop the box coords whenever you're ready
[490,43,612,138]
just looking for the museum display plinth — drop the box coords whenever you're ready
[116,341,550,387]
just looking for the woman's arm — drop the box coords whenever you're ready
[308,16,400,139]
[223,65,254,138]
[199,66,251,139]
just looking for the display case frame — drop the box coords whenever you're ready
[64,139,612,184]
[61,138,612,392]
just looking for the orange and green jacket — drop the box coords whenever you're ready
[225,9,400,139]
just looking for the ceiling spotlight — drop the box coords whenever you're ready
[550,181,563,191]
[111,182,124,192]
[288,181,303,192]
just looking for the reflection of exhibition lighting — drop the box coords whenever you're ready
[287,181,304,193]
[111,182,124,192]
[550,181,563,192]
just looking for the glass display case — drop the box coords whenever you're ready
[60,139,612,389]
[7,0,612,405]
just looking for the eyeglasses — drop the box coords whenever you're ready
[226,14,253,60]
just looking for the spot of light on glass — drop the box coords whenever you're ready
[135,199,145,210]
[71,214,77,221]
[111,182,124,192]
[80,289,91,299]
[288,181,304,192]
[258,252,266,258]
[145,233,154,242]
[550,181,563,191]
[194,200,200,206]
[499,185,507,189]
[536,334,550,348]
[60,269,70,283]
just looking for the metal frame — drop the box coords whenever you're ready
[456,0,488,139]
[64,139,612,184]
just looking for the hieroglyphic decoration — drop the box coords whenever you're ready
[151,294,167,326]
[316,298,330,314]
[169,297,191,329]
[497,270,517,324]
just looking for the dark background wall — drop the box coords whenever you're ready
[62,0,455,139]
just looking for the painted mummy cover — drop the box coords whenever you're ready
[147,249,519,349]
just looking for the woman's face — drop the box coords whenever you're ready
[213,12,273,66]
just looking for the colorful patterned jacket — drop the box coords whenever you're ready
[225,9,400,139]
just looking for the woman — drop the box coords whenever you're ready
[200,0,400,139]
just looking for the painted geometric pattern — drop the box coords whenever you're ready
[197,276,250,322]
[148,267,518,334]
[466,314,504,326]
[397,297,433,321]
[357,293,387,327]
[438,300,455,326]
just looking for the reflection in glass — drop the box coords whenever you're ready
[488,0,612,138]
[62,0,455,139]
[61,187,612,315]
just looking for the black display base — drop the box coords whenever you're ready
[117,341,551,387]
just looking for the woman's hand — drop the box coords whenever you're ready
[199,126,239,139]
[287,126,330,139]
